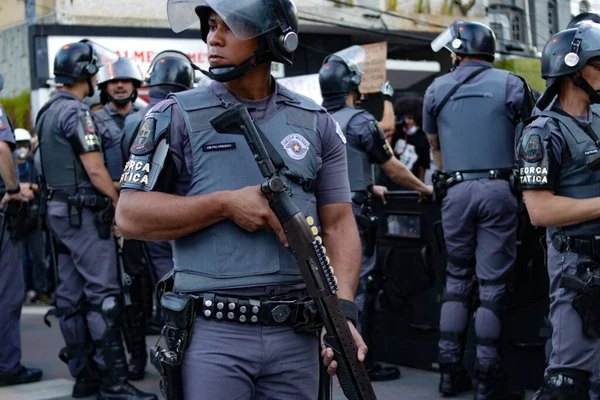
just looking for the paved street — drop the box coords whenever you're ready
[0,306,535,400]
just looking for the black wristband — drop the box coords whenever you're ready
[339,299,359,327]
[6,185,20,195]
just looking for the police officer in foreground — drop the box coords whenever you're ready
[117,0,366,397]
[36,41,156,400]
[423,20,532,399]
[318,50,431,381]
[95,57,151,381]
[121,49,195,280]
[517,23,600,399]
[0,75,42,388]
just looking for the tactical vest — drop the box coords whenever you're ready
[541,109,600,237]
[434,68,515,172]
[94,106,125,181]
[0,106,17,191]
[331,106,373,192]
[169,85,323,292]
[36,97,93,192]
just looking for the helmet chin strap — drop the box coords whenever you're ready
[102,90,138,106]
[201,52,268,83]
[573,75,600,104]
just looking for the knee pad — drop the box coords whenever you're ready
[100,295,122,328]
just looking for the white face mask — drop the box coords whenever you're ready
[16,148,29,160]
[406,125,419,135]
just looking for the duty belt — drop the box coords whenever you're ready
[448,169,511,183]
[49,190,110,209]
[551,234,598,256]
[196,292,320,329]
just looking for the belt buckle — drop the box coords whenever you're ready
[489,170,498,180]
[453,172,463,182]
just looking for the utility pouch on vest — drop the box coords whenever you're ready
[587,152,600,172]
[560,259,600,338]
[67,195,83,228]
[93,199,114,240]
[150,292,196,400]
[509,168,521,196]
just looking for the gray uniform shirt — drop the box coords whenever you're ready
[0,104,15,189]
[422,60,529,134]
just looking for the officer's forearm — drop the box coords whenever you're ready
[432,150,443,171]
[0,141,18,189]
[523,189,600,227]
[378,100,395,134]
[426,133,443,170]
[382,158,430,193]
[319,203,361,301]
[88,168,119,205]
[116,190,228,241]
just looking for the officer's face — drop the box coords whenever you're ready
[583,60,600,91]
[206,11,258,68]
[106,80,134,101]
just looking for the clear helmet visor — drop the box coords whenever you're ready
[329,45,366,77]
[97,59,143,84]
[430,27,456,53]
[79,39,119,67]
[167,0,283,40]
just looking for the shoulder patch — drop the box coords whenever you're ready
[522,133,543,163]
[281,133,310,160]
[84,110,95,134]
[335,121,347,144]
[130,117,156,156]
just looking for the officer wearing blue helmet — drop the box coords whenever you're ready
[116,0,367,398]
[423,20,532,399]
[518,22,600,399]
[36,40,156,400]
[0,74,42,388]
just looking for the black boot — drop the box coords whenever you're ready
[533,369,591,400]
[474,361,524,400]
[439,362,472,396]
[97,296,157,400]
[73,368,101,398]
[0,365,42,387]
[124,306,148,381]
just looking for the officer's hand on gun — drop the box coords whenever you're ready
[226,184,289,247]
[419,185,434,202]
[19,183,35,201]
[320,321,368,376]
[1,189,30,208]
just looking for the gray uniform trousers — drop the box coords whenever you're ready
[181,316,319,399]
[545,235,600,376]
[0,219,24,373]
[351,201,376,335]
[46,202,120,376]
[439,180,517,366]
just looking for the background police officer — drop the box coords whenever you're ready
[117,0,367,398]
[122,49,195,280]
[0,75,42,388]
[518,23,600,399]
[318,50,431,381]
[36,41,155,400]
[424,20,531,398]
[95,57,150,381]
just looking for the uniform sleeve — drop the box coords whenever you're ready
[0,105,15,150]
[422,83,437,134]
[59,103,101,154]
[517,117,564,190]
[120,100,192,196]
[349,113,375,153]
[506,73,531,122]
[314,113,351,206]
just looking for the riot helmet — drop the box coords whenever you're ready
[97,57,143,105]
[431,20,496,67]
[54,39,118,96]
[167,0,299,82]
[146,50,195,90]
[567,12,600,29]
[319,46,365,110]
[538,23,600,106]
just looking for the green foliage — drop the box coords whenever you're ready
[494,58,545,93]
[0,91,32,131]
